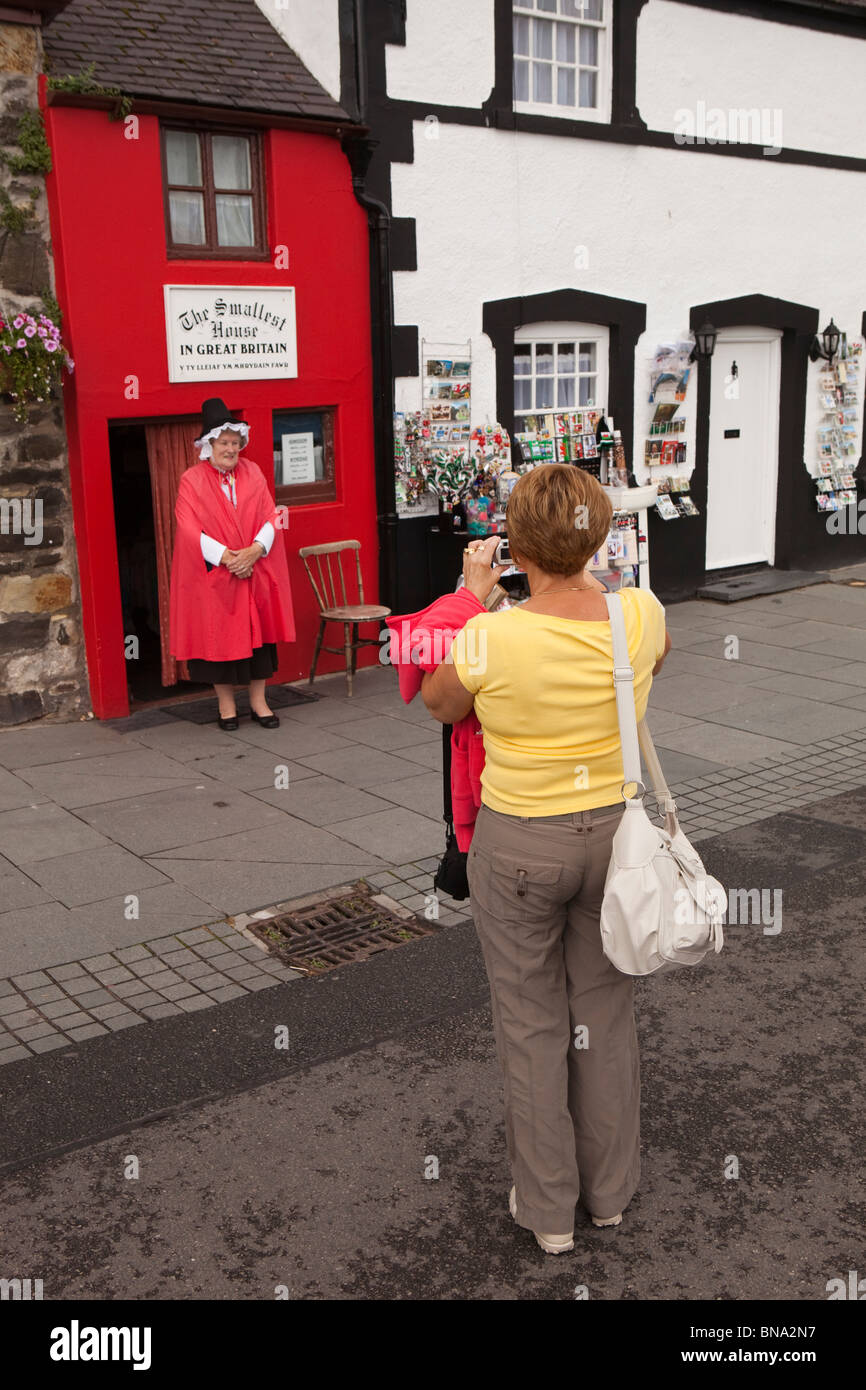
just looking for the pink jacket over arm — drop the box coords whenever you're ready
[384,588,486,851]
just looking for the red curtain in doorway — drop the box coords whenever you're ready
[144,421,200,687]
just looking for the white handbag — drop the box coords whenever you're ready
[599,591,726,976]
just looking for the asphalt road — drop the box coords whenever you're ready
[1,791,865,1302]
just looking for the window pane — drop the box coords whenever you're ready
[535,343,554,374]
[578,67,597,107]
[533,16,553,59]
[514,344,532,375]
[557,66,575,105]
[169,189,205,244]
[212,135,251,190]
[513,14,530,55]
[165,130,201,186]
[514,58,530,101]
[578,376,594,406]
[273,411,326,488]
[537,0,556,11]
[556,342,575,372]
[578,342,596,372]
[579,26,598,65]
[216,193,254,246]
[535,377,554,408]
[556,23,575,63]
[514,378,532,411]
[533,61,552,102]
[560,0,582,15]
[557,376,575,407]
[583,0,603,19]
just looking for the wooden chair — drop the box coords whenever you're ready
[298,539,391,696]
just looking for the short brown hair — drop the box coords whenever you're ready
[506,464,613,576]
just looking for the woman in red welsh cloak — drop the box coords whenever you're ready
[169,398,296,731]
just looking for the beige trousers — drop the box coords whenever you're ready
[467,800,640,1232]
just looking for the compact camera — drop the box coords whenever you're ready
[495,536,512,565]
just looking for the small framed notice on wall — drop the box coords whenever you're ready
[280,431,316,485]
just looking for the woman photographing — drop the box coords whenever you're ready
[169,398,296,730]
[422,463,671,1254]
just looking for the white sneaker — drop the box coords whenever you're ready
[591,1212,622,1227]
[509,1185,574,1255]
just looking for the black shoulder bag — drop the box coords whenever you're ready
[433,722,470,900]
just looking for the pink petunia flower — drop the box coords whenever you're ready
[12,315,24,329]
[16,338,26,348]
[24,325,36,337]
[45,339,57,352]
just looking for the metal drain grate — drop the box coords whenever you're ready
[250,882,436,973]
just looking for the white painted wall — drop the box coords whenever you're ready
[392,121,866,486]
[255,0,342,103]
[637,0,866,160]
[386,0,495,108]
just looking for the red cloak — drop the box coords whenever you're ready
[169,457,296,662]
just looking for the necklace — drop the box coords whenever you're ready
[531,583,595,596]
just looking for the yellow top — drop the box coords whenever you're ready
[450,586,667,816]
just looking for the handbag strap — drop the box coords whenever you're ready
[604,591,678,820]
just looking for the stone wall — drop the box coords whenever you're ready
[0,19,88,725]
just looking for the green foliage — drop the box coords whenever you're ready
[40,286,62,329]
[0,187,37,238]
[4,112,52,176]
[46,63,133,121]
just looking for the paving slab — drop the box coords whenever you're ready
[15,748,197,809]
[178,746,320,793]
[0,804,110,866]
[74,780,285,855]
[653,722,802,768]
[679,638,852,679]
[22,844,171,908]
[229,723,356,759]
[387,742,443,771]
[296,744,436,788]
[366,771,443,814]
[0,767,48,814]
[701,693,866,745]
[803,630,866,662]
[0,901,109,978]
[0,722,135,770]
[329,714,440,752]
[154,859,378,915]
[149,816,387,866]
[648,674,761,717]
[747,670,866,703]
[326,807,446,863]
[120,723,235,760]
[253,775,398,825]
[0,860,52,912]
[66,884,218,942]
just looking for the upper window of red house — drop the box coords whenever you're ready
[161,127,268,259]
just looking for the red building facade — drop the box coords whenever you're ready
[40,10,378,719]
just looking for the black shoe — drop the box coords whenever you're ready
[218,714,239,731]
[250,709,280,728]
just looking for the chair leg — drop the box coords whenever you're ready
[344,622,353,697]
[350,624,358,682]
[310,619,326,685]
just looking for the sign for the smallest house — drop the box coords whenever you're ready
[164,285,298,381]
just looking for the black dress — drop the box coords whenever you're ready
[187,643,278,685]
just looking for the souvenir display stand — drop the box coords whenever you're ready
[395,362,658,600]
[813,336,862,514]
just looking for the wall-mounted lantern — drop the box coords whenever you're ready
[809,319,841,366]
[689,321,717,362]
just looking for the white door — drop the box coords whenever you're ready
[705,328,781,570]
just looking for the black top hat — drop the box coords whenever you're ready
[198,397,238,439]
